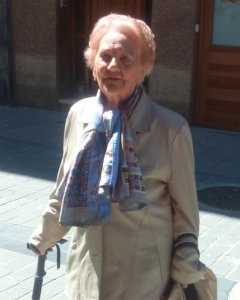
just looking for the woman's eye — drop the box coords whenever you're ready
[101,53,112,62]
[120,56,133,65]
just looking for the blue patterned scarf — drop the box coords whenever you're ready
[56,86,147,226]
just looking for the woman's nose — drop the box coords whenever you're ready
[107,57,119,70]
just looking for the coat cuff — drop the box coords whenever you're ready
[28,199,70,254]
[28,233,54,255]
[170,233,206,284]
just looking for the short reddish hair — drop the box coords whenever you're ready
[84,14,156,76]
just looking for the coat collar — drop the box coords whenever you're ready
[79,89,152,133]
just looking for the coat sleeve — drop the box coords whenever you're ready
[168,122,205,284]
[29,109,73,254]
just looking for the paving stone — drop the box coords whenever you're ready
[0,221,15,232]
[10,262,37,281]
[0,208,20,221]
[199,213,223,227]
[0,223,32,244]
[214,221,238,236]
[217,232,240,247]
[227,223,240,237]
[0,249,16,263]
[199,223,209,235]
[44,264,66,282]
[10,183,52,196]
[201,242,229,259]
[16,291,33,300]
[0,189,15,198]
[14,196,40,206]
[17,261,56,290]
[0,266,11,277]
[39,276,66,299]
[17,276,36,292]
[1,253,36,273]
[9,210,44,226]
[227,266,240,282]
[0,275,19,292]
[0,202,17,214]
[198,241,210,253]
[198,231,219,245]
[50,292,68,300]
[0,173,29,185]
[218,215,240,226]
[0,195,30,206]
[199,254,216,266]
[0,285,29,299]
[227,241,240,259]
[21,218,41,229]
[211,257,239,277]
[226,267,240,282]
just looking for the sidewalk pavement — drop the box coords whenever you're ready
[0,105,240,300]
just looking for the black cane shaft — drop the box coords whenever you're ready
[36,254,46,276]
[32,254,47,300]
[27,239,67,300]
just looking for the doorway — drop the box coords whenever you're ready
[57,0,150,103]
[0,0,12,105]
[195,0,240,131]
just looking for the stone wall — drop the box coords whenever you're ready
[11,0,57,109]
[0,0,11,105]
[149,0,199,121]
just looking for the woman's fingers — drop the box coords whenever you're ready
[27,242,54,255]
[28,244,42,255]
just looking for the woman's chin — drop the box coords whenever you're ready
[102,83,124,96]
[104,80,123,90]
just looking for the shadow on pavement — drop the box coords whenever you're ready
[0,106,67,181]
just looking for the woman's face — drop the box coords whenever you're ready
[93,29,144,105]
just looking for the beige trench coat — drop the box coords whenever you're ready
[30,91,206,300]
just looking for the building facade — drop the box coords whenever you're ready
[1,0,240,131]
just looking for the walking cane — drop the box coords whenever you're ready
[27,239,67,300]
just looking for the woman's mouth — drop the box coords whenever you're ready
[105,77,121,81]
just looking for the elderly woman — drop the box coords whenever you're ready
[29,14,214,300]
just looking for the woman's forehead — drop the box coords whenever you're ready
[98,30,139,52]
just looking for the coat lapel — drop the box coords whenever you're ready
[128,90,152,133]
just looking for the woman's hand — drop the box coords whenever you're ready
[27,243,53,256]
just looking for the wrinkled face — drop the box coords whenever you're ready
[93,29,144,105]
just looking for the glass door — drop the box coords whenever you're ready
[212,0,240,47]
[195,0,240,131]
